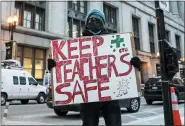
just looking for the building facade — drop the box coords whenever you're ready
[1,1,184,83]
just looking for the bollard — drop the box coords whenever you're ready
[2,102,10,124]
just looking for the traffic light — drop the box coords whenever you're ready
[163,40,179,80]
[5,40,13,60]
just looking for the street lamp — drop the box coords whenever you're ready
[7,15,18,40]
[180,57,185,64]
[156,52,160,58]
[5,15,18,60]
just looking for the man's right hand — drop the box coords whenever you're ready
[47,58,56,71]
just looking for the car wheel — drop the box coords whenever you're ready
[1,94,7,106]
[54,109,68,116]
[21,100,29,104]
[146,100,153,105]
[37,93,46,104]
[127,98,140,113]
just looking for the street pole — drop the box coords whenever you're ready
[10,27,13,41]
[0,1,2,121]
[184,1,185,80]
[155,1,174,125]
[6,16,17,60]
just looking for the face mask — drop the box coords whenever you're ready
[87,18,104,35]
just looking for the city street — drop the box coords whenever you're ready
[1,97,184,125]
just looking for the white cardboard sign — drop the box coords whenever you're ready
[50,33,139,106]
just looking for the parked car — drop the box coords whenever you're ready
[144,76,185,105]
[1,60,47,106]
[46,84,141,116]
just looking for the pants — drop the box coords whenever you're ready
[80,100,122,126]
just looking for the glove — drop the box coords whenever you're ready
[48,58,56,71]
[130,56,141,71]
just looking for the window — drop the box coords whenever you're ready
[13,76,19,85]
[176,79,184,86]
[80,2,85,13]
[173,79,183,85]
[68,1,87,13]
[23,9,32,28]
[103,3,117,32]
[132,16,140,50]
[148,23,155,53]
[68,1,87,37]
[28,77,37,85]
[19,77,26,85]
[145,78,161,86]
[80,23,85,36]
[14,1,45,31]
[35,49,44,79]
[35,10,44,30]
[16,46,46,80]
[68,17,85,38]
[175,35,181,60]
[72,20,79,38]
[24,47,33,74]
[165,31,170,42]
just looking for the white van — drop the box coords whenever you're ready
[1,63,47,106]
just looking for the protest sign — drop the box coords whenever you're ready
[50,33,140,106]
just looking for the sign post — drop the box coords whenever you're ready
[155,1,174,125]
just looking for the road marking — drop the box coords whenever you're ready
[4,120,53,125]
[123,114,164,125]
[126,115,139,119]
[99,106,163,121]
[10,113,55,119]
[123,107,184,125]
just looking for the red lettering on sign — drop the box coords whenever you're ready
[108,55,119,77]
[68,39,79,59]
[84,80,97,102]
[119,53,132,76]
[95,55,108,79]
[52,40,67,61]
[64,60,73,82]
[98,77,111,101]
[89,57,97,80]
[79,37,92,58]
[55,83,72,104]
[72,80,86,103]
[56,61,64,83]
[80,58,89,81]
[92,36,104,56]
[71,59,81,82]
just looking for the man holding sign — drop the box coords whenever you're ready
[48,9,141,126]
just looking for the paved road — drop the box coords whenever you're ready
[1,97,184,125]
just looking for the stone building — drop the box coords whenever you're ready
[1,1,184,83]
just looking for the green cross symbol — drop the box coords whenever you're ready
[111,35,124,48]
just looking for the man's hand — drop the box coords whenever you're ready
[130,57,141,71]
[47,58,56,71]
